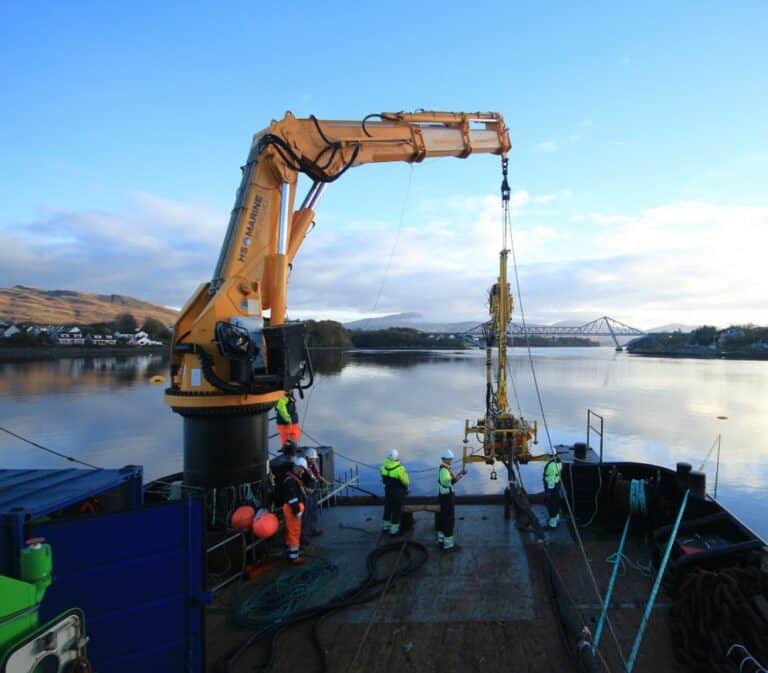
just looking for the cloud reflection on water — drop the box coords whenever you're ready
[1,349,766,538]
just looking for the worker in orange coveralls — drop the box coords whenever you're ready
[282,457,308,564]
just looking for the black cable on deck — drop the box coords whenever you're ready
[216,540,428,673]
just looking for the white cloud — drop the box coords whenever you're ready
[0,193,226,307]
[535,140,558,153]
[2,190,766,330]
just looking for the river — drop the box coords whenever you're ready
[1,348,766,538]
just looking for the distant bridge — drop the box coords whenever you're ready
[463,316,646,350]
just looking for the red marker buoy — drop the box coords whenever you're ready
[251,512,279,539]
[230,505,256,530]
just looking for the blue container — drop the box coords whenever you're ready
[0,466,206,673]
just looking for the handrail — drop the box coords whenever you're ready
[587,409,604,463]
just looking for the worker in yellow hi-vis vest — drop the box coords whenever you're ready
[437,449,465,552]
[380,449,410,536]
[276,391,300,445]
[543,456,563,529]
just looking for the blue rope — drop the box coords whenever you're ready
[625,489,690,672]
[629,479,646,515]
[594,514,631,650]
[594,479,657,653]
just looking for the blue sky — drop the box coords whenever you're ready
[1,2,767,327]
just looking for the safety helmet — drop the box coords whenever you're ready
[294,457,308,470]
[388,449,399,461]
[441,449,455,461]
[305,448,318,460]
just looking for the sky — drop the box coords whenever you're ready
[1,1,767,329]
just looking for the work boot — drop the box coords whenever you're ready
[291,557,306,565]
[389,529,404,538]
[442,544,461,554]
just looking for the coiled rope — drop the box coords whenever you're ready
[671,567,768,672]
[233,556,339,627]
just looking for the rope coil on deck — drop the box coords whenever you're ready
[233,557,339,627]
[670,566,768,672]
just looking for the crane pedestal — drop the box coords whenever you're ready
[183,413,268,488]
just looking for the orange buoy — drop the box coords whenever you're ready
[231,505,256,530]
[251,512,279,539]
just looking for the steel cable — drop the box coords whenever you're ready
[505,204,627,667]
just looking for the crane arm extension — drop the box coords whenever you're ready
[166,111,510,413]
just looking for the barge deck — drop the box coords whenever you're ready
[208,500,686,673]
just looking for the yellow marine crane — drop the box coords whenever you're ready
[462,157,544,513]
[164,111,511,487]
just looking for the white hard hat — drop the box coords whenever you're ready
[441,449,455,461]
[388,449,399,461]
[294,457,308,470]
[305,448,318,459]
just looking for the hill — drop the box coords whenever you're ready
[344,312,481,333]
[647,323,698,333]
[0,286,179,325]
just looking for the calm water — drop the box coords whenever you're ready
[1,349,767,538]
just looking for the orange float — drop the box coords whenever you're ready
[251,512,279,539]
[230,505,255,530]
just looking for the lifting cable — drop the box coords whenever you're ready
[504,358,524,419]
[0,424,102,470]
[501,161,627,668]
[368,163,415,320]
[300,428,434,474]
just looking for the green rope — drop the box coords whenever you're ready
[233,557,339,628]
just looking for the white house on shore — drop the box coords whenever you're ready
[2,324,22,338]
[57,327,84,345]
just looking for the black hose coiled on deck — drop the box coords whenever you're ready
[217,540,429,673]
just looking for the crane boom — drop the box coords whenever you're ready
[165,111,510,487]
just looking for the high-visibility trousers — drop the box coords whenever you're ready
[282,502,305,559]
[278,424,301,445]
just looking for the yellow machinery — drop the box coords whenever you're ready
[164,111,511,487]
[462,158,546,494]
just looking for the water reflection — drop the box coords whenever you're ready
[0,355,167,395]
[1,349,766,538]
[308,348,469,375]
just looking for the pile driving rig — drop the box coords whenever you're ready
[462,158,546,513]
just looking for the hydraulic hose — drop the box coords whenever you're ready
[217,540,429,673]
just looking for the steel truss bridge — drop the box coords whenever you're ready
[465,316,646,350]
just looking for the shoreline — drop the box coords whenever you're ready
[0,345,168,362]
[7,345,767,363]
[628,349,768,361]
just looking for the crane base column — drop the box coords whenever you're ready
[182,412,268,488]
